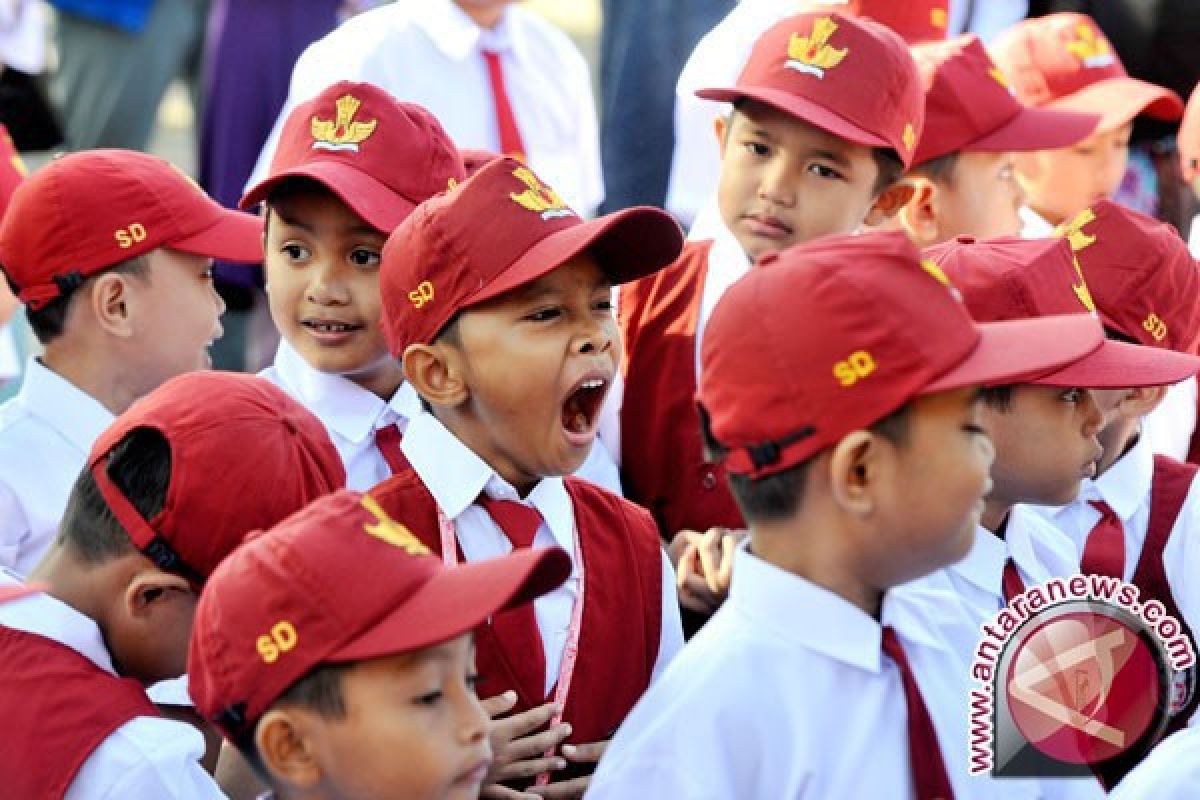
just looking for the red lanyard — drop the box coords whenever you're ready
[438,506,586,786]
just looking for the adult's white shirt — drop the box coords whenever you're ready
[1109,726,1200,799]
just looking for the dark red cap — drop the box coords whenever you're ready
[380,157,682,355]
[926,236,1200,389]
[696,11,925,167]
[853,0,949,44]
[1179,83,1200,181]
[461,148,502,177]
[1053,201,1200,355]
[0,125,26,214]
[0,149,263,311]
[87,372,345,586]
[698,230,1104,479]
[241,82,465,233]
[189,488,570,740]
[911,34,1099,165]
[988,13,1183,133]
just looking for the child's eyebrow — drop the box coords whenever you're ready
[271,209,313,232]
[809,148,852,167]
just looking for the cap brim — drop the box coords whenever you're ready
[465,206,683,310]
[1028,339,1200,389]
[0,582,42,604]
[330,545,572,663]
[170,208,265,264]
[241,162,417,233]
[696,85,893,152]
[925,314,1103,393]
[1047,78,1184,131]
[968,106,1101,153]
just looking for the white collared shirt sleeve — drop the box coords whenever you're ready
[1110,727,1200,799]
[0,479,31,571]
[653,551,684,682]
[1140,377,1197,463]
[66,717,225,800]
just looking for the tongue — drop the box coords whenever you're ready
[562,393,589,434]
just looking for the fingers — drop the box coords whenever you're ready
[490,753,568,784]
[481,690,519,718]
[666,528,701,568]
[562,740,608,763]
[529,775,591,799]
[503,723,572,762]
[716,531,738,590]
[491,701,560,743]
[481,784,541,800]
[677,570,722,614]
[696,527,723,595]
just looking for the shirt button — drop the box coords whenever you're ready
[702,471,717,490]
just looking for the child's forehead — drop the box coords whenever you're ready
[481,253,612,303]
[732,101,873,154]
[268,191,381,236]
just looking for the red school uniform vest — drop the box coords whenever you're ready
[0,626,159,799]
[618,239,744,541]
[368,471,663,753]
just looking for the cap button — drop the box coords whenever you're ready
[701,471,717,490]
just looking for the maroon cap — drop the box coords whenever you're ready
[1179,84,1200,181]
[1054,201,1200,355]
[696,11,925,166]
[989,13,1183,133]
[854,0,949,44]
[87,372,346,585]
[241,82,465,233]
[0,150,262,311]
[461,148,502,178]
[911,34,1099,165]
[380,157,682,355]
[697,231,1104,479]
[189,488,570,740]
[927,236,1200,389]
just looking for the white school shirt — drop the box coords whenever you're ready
[1141,377,1197,463]
[0,359,114,575]
[587,543,1035,799]
[0,571,224,800]
[693,223,751,378]
[400,410,683,695]
[251,0,603,214]
[1109,726,1200,799]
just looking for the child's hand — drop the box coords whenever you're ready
[673,527,745,614]
[480,692,572,799]
[528,740,609,799]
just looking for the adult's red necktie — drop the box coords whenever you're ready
[882,626,956,800]
[482,49,527,161]
[1081,500,1125,579]
[479,495,546,696]
[374,423,405,475]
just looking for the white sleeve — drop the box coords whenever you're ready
[66,716,226,800]
[0,478,30,571]
[565,45,604,216]
[1110,728,1200,800]
[651,550,685,683]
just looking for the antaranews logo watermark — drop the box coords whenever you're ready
[969,574,1195,778]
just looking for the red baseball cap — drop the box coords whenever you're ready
[241,82,465,233]
[988,13,1183,133]
[87,372,345,585]
[189,488,570,740]
[0,125,27,214]
[696,11,925,167]
[697,230,1104,479]
[911,34,1099,166]
[461,148,501,178]
[926,235,1200,389]
[1054,201,1200,355]
[380,157,682,355]
[797,1,949,44]
[1179,84,1200,181]
[0,149,262,311]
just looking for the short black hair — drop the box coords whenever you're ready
[12,255,150,345]
[58,427,172,564]
[699,403,910,523]
[980,386,1014,412]
[908,151,959,185]
[261,176,342,243]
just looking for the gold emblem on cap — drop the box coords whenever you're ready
[311,94,378,153]
[785,17,848,79]
[1144,313,1168,342]
[902,123,917,153]
[1066,23,1115,69]
[1054,209,1099,312]
[834,350,876,387]
[360,495,431,556]
[919,258,952,287]
[931,8,948,29]
[510,166,575,220]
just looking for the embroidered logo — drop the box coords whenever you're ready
[408,280,435,310]
[1054,209,1099,312]
[931,8,948,29]
[257,621,299,664]
[920,258,952,288]
[785,17,848,79]
[902,123,917,154]
[1143,313,1168,342]
[1066,23,1115,69]
[361,495,431,556]
[114,223,148,249]
[311,94,378,152]
[509,166,575,220]
[834,350,876,387]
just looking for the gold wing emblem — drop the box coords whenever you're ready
[311,94,378,152]
[785,17,848,78]
[360,495,431,557]
[509,167,575,220]
[1054,209,1098,312]
[1065,23,1114,68]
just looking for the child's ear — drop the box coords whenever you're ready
[827,430,888,516]
[124,569,192,619]
[402,342,468,407]
[256,710,322,789]
[896,178,941,246]
[713,114,729,158]
[90,273,136,338]
[863,179,916,227]
[1118,385,1169,419]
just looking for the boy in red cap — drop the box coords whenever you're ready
[0,371,344,799]
[0,150,261,577]
[374,156,685,795]
[589,230,1104,798]
[898,34,1100,245]
[989,13,1184,236]
[190,488,571,800]
[620,10,923,620]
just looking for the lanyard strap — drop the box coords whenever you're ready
[438,506,585,785]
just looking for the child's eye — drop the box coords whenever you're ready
[526,307,562,322]
[465,672,482,693]
[413,689,443,707]
[743,141,770,157]
[200,267,215,281]
[593,297,613,313]
[807,163,842,180]
[349,248,381,268]
[282,243,310,261]
[963,424,988,437]
[1060,388,1085,403]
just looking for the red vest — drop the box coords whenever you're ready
[0,626,158,799]
[618,239,744,541]
[369,471,663,776]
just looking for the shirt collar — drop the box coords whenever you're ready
[1091,435,1153,522]
[709,220,751,277]
[412,0,522,62]
[17,358,114,455]
[949,525,1007,597]
[400,411,573,551]
[0,569,115,674]
[272,340,418,444]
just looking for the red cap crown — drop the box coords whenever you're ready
[0,150,263,310]
[1054,201,1200,354]
[988,13,1182,131]
[695,11,925,166]
[0,125,27,214]
[380,157,681,355]
[698,231,1104,478]
[87,372,346,585]
[911,34,1099,165]
[853,0,949,44]
[189,488,570,740]
[241,82,465,233]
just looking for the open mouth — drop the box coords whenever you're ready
[302,319,363,335]
[561,376,608,437]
